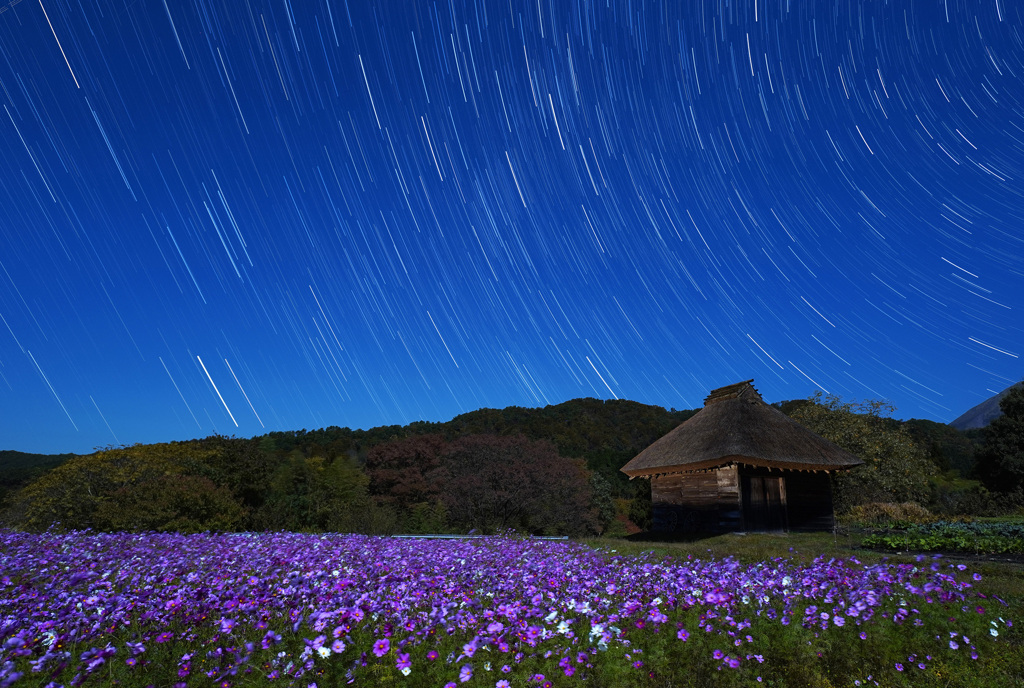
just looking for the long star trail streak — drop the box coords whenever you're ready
[225,358,264,427]
[37,0,79,88]
[26,350,77,430]
[0,0,1021,452]
[197,355,238,427]
[158,357,201,430]
[90,395,120,445]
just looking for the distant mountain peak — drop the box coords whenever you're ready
[950,381,1024,430]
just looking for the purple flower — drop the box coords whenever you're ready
[427,650,439,661]
[677,628,690,641]
[713,649,724,660]
[496,681,510,688]
[460,665,474,682]
[396,653,411,670]
[727,657,741,668]
[895,663,904,671]
[372,639,390,657]
[833,616,845,627]
[950,640,959,650]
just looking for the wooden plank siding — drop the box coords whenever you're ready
[650,465,835,534]
[651,466,740,533]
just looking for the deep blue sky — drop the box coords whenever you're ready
[1,0,1021,455]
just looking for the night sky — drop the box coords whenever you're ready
[1,0,1021,455]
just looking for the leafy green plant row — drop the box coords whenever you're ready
[876,520,1024,538]
[911,521,1024,538]
[862,532,1024,555]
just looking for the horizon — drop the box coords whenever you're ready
[2,2,1022,455]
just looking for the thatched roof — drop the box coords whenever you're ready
[621,380,863,478]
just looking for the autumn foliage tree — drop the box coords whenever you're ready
[787,393,936,512]
[366,434,600,535]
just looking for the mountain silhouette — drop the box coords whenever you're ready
[950,382,1024,431]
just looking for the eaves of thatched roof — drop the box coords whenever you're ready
[621,380,864,478]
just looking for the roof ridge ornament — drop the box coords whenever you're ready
[703,379,760,406]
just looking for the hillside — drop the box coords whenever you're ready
[950,382,1024,431]
[0,450,77,504]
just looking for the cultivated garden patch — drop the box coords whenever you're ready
[0,530,1018,687]
[861,520,1024,556]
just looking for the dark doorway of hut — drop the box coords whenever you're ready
[741,474,787,532]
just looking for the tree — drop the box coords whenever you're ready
[628,478,652,531]
[588,472,617,534]
[974,382,1024,495]
[787,393,936,511]
[439,435,599,536]
[365,434,447,506]
[4,442,219,531]
[92,474,246,533]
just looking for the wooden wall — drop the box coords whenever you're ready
[650,466,835,534]
[651,466,740,533]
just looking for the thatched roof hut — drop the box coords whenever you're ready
[621,380,863,533]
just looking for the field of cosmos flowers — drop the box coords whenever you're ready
[0,530,1019,688]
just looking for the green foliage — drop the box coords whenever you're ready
[3,442,219,531]
[787,393,937,512]
[260,398,695,498]
[974,382,1024,495]
[0,450,76,510]
[862,521,1024,554]
[589,472,617,534]
[903,418,980,476]
[628,478,652,531]
[92,474,246,533]
[253,452,371,532]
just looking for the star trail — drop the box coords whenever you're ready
[1,0,1021,454]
